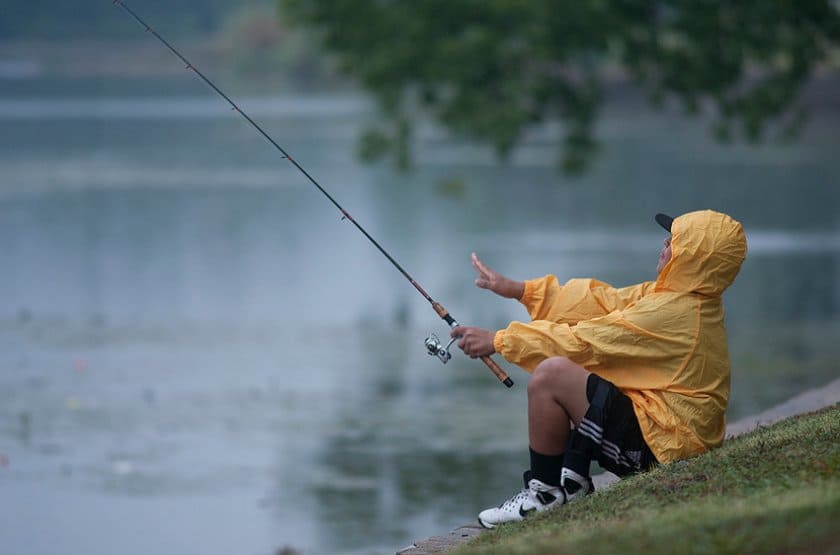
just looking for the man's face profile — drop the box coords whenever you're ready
[656,236,672,274]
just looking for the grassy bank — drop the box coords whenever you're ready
[455,405,839,555]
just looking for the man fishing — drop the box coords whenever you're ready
[451,210,747,528]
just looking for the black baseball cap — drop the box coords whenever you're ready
[655,213,674,232]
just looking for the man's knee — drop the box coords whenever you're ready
[529,357,583,395]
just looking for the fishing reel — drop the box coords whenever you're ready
[424,333,456,364]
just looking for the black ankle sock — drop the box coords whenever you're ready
[529,447,564,487]
[562,449,591,479]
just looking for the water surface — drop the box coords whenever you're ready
[1,75,838,555]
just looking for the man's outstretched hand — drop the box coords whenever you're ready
[454,253,518,358]
[471,253,525,300]
[450,326,496,358]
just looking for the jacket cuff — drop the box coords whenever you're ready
[519,278,540,305]
[493,329,506,355]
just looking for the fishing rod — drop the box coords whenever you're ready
[113,0,514,388]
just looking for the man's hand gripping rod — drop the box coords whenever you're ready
[425,303,513,388]
[113,0,513,388]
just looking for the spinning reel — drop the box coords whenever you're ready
[424,332,457,364]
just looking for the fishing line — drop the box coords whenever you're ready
[113,0,513,387]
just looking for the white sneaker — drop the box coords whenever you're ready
[477,471,565,529]
[560,467,594,502]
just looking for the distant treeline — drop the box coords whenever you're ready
[0,0,262,39]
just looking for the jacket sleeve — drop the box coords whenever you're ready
[520,275,657,325]
[495,294,693,373]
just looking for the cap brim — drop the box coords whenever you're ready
[655,213,673,232]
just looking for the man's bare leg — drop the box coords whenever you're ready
[528,356,592,455]
[477,357,594,528]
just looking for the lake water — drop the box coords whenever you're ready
[1,73,838,555]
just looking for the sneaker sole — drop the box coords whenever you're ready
[477,516,495,529]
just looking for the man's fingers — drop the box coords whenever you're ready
[452,326,471,353]
[471,258,486,279]
[471,253,490,275]
[472,253,501,295]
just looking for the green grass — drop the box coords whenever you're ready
[454,405,840,555]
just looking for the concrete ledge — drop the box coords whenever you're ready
[396,524,485,555]
[396,377,840,554]
[725,377,840,438]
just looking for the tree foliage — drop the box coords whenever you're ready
[281,0,840,173]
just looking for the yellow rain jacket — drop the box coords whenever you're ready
[493,210,747,463]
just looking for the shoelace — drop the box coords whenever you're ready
[499,489,530,511]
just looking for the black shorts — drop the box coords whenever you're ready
[577,373,658,476]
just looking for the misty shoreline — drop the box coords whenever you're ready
[3,39,838,112]
[0,38,243,79]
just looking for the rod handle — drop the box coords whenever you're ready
[480,355,514,388]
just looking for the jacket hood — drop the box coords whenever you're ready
[655,210,747,296]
